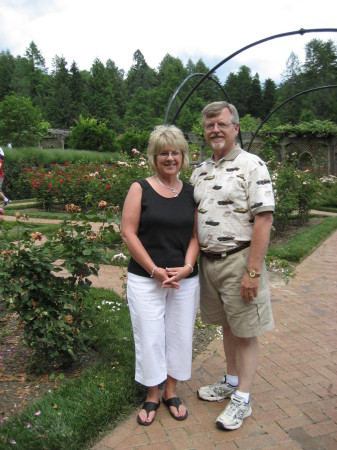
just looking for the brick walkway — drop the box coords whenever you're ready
[92,229,337,450]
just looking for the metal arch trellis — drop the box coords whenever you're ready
[164,73,232,123]
[247,84,337,152]
[164,72,244,148]
[166,27,337,148]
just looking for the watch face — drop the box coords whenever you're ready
[247,269,260,277]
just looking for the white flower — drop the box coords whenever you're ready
[112,253,127,261]
[117,161,131,167]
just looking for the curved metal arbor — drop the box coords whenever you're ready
[164,72,243,148]
[247,85,337,152]
[165,27,337,149]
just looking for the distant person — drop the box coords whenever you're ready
[191,101,275,431]
[7,141,12,149]
[0,147,11,207]
[121,125,200,426]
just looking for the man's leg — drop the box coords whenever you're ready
[235,335,259,393]
[223,325,259,392]
[222,324,237,376]
[215,329,258,430]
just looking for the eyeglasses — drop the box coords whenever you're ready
[157,151,182,158]
[204,122,235,132]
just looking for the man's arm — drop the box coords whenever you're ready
[240,211,273,302]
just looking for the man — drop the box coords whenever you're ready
[0,147,11,207]
[190,101,275,430]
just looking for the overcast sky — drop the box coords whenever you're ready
[0,0,336,84]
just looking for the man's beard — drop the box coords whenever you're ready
[210,140,226,151]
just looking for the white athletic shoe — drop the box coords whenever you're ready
[197,375,237,402]
[216,392,252,430]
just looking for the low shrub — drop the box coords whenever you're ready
[0,210,118,371]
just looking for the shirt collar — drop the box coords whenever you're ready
[210,144,242,165]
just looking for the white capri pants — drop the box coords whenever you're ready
[127,272,200,387]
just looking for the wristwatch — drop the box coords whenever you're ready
[246,268,260,278]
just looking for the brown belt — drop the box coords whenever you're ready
[201,241,251,260]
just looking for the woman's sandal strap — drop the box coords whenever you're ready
[162,396,188,421]
[137,400,160,426]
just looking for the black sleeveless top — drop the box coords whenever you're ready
[128,179,198,278]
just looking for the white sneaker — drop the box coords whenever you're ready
[197,375,237,402]
[216,393,252,430]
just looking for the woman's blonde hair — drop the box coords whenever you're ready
[147,125,190,172]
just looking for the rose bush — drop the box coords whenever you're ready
[270,153,319,231]
[0,206,120,371]
[19,151,152,211]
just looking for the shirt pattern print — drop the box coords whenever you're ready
[190,145,275,253]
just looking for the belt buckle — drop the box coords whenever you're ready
[211,252,226,259]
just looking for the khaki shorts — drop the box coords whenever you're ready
[199,247,274,338]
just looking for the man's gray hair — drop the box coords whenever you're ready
[202,101,240,126]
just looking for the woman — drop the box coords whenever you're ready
[121,125,200,426]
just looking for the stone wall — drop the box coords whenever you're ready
[40,129,71,150]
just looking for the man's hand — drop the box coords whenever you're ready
[240,273,259,302]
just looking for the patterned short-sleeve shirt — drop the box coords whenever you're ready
[190,145,275,252]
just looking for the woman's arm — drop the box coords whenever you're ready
[121,182,155,276]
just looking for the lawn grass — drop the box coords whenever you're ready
[0,221,61,241]
[1,213,337,449]
[268,216,337,262]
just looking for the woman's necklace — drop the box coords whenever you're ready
[155,176,180,197]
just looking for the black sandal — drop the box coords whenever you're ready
[162,396,188,421]
[137,400,160,426]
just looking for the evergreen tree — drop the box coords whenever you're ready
[69,61,88,121]
[87,58,124,132]
[276,52,304,124]
[24,41,49,110]
[262,78,277,118]
[301,39,337,121]
[185,58,220,102]
[0,50,16,101]
[248,74,263,118]
[47,56,73,128]
[224,66,253,117]
[124,50,158,99]
[123,86,156,131]
[153,54,188,120]
[105,58,126,130]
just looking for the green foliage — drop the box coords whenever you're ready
[315,175,337,208]
[270,152,319,230]
[268,216,337,262]
[239,114,261,132]
[68,116,116,151]
[0,95,49,146]
[275,119,337,137]
[1,38,337,133]
[115,130,150,154]
[0,215,108,371]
